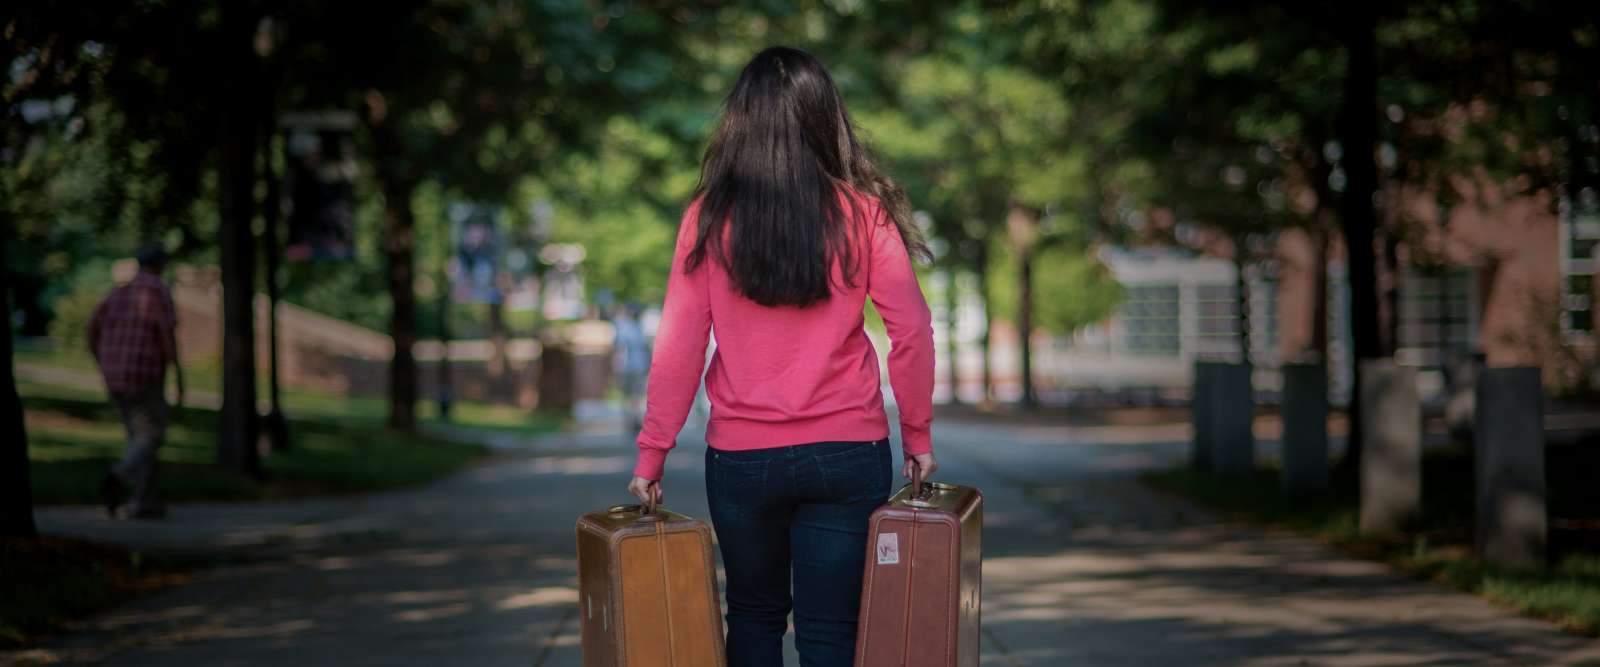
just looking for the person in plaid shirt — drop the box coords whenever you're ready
[88,244,185,519]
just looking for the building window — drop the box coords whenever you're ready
[1193,283,1241,360]
[1398,266,1478,367]
[1568,274,1594,334]
[1563,187,1600,338]
[1120,284,1180,355]
[1249,276,1279,366]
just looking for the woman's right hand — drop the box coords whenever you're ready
[902,451,938,482]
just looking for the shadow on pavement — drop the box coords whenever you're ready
[11,418,1600,666]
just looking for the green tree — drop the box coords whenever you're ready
[867,35,1100,407]
[278,0,712,428]
[2,2,112,536]
[987,243,1122,337]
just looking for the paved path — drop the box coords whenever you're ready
[8,417,1600,666]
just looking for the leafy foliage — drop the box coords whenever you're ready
[6,0,1599,380]
[986,242,1122,335]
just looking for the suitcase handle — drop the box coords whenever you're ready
[606,502,665,522]
[902,461,936,507]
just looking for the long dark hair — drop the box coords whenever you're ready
[686,46,929,308]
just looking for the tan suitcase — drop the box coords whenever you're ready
[575,503,726,667]
[854,473,982,667]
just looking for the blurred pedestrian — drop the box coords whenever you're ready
[628,47,937,666]
[611,302,650,431]
[88,243,185,519]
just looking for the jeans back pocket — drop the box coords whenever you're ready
[813,440,891,502]
[706,449,771,518]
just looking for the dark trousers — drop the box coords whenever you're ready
[110,385,168,513]
[705,439,893,667]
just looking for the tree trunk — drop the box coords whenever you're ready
[1234,245,1252,366]
[383,179,419,432]
[1437,267,1450,364]
[1338,3,1382,470]
[1310,223,1330,361]
[1,224,38,537]
[1007,203,1040,409]
[216,1,262,478]
[12,277,49,336]
[1018,249,1037,407]
[944,266,962,405]
[1382,234,1402,355]
[437,270,453,422]
[259,10,289,453]
[975,243,994,406]
[488,299,510,401]
[1306,143,1337,363]
[261,115,290,452]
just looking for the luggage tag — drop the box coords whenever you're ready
[876,532,900,565]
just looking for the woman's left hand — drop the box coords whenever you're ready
[628,476,662,508]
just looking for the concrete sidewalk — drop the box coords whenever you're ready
[7,417,1600,665]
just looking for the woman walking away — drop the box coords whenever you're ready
[627,46,937,667]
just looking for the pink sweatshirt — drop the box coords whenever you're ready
[633,193,935,480]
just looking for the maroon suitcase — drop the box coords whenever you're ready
[854,471,982,666]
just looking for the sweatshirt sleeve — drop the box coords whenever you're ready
[866,213,936,455]
[634,209,712,480]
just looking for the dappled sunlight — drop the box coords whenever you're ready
[22,409,122,436]
[384,589,473,605]
[95,604,209,630]
[530,556,578,571]
[175,618,318,641]
[379,548,463,568]
[979,523,1600,665]
[19,421,1600,666]
[544,632,581,647]
[528,455,634,475]
[393,602,473,623]
[496,587,578,611]
[1088,449,1185,472]
[310,556,356,571]
[1010,423,1190,446]
[473,452,707,477]
[20,539,585,664]
[978,508,1046,531]
[10,0,1600,664]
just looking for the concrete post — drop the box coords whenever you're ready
[1359,360,1421,534]
[1210,362,1256,476]
[1475,367,1547,569]
[1281,362,1329,496]
[1190,362,1216,471]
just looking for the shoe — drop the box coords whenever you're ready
[101,473,127,518]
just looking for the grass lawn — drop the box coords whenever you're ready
[0,537,186,647]
[276,385,565,437]
[21,381,514,505]
[1145,443,1600,636]
[16,340,565,438]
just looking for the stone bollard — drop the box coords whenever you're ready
[1190,362,1218,471]
[1281,362,1329,496]
[1210,362,1256,476]
[1475,367,1547,569]
[1358,359,1421,534]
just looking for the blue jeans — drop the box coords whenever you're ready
[705,439,893,667]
